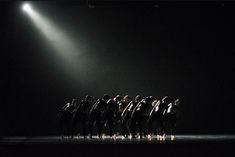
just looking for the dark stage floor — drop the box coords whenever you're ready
[1,135,235,157]
[1,135,235,144]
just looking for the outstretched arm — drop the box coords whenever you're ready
[149,100,160,117]
[121,101,132,117]
[131,101,141,118]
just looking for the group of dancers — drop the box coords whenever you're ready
[59,94,180,141]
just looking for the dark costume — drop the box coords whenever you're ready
[121,100,138,137]
[59,102,75,138]
[165,100,179,136]
[130,97,153,139]
[72,96,93,138]
[88,96,109,138]
[148,99,169,136]
[115,96,129,135]
[104,98,119,136]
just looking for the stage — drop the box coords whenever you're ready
[1,135,235,157]
[1,135,235,145]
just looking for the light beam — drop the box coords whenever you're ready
[21,3,97,91]
[22,3,32,12]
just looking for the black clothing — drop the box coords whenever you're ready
[115,101,128,134]
[80,100,93,115]
[121,101,138,137]
[72,100,92,138]
[130,100,152,138]
[88,99,107,137]
[104,99,119,136]
[165,103,179,135]
[148,102,169,135]
[59,103,74,137]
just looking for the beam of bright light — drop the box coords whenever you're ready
[22,3,77,57]
[22,3,97,90]
[22,3,32,12]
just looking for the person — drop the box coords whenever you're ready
[73,95,94,139]
[148,99,160,138]
[148,96,170,141]
[88,94,111,138]
[130,96,153,139]
[119,95,130,113]
[70,98,80,139]
[115,95,130,135]
[104,95,122,138]
[59,100,76,139]
[165,99,180,140]
[121,95,143,138]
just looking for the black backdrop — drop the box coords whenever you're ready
[1,1,235,136]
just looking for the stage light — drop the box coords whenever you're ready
[22,3,31,12]
[21,3,95,87]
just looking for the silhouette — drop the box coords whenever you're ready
[165,99,180,140]
[58,94,180,140]
[88,94,111,138]
[59,100,76,138]
[148,96,170,140]
[122,95,143,138]
[72,95,93,139]
[103,95,122,138]
[116,95,130,135]
[130,96,153,139]
[148,99,160,136]
[70,99,80,138]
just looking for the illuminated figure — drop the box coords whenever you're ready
[88,94,111,138]
[70,99,80,138]
[130,96,153,139]
[115,95,130,135]
[148,96,170,141]
[72,95,93,139]
[122,95,143,138]
[59,99,77,139]
[165,99,180,141]
[103,95,122,138]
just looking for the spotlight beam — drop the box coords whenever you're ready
[22,3,32,13]
[21,3,97,90]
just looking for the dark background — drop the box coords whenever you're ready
[0,1,235,136]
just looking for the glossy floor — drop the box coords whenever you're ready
[1,135,235,144]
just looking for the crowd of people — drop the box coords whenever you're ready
[58,94,180,141]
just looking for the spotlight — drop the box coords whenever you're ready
[22,3,31,12]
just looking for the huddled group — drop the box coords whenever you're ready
[58,94,180,141]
